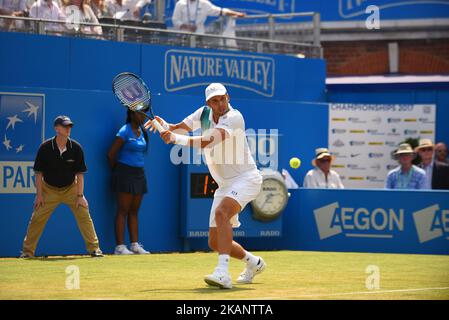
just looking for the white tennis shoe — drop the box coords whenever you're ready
[236,257,266,284]
[204,268,233,289]
[114,244,134,255]
[130,243,150,254]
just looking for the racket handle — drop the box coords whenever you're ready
[152,119,165,132]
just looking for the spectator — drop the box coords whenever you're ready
[435,142,449,164]
[416,139,449,189]
[20,116,103,258]
[172,0,245,34]
[104,0,150,21]
[386,143,426,189]
[303,148,344,189]
[90,0,106,18]
[0,0,27,30]
[72,0,102,35]
[29,0,66,33]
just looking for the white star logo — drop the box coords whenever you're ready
[23,102,40,123]
[3,135,12,151]
[6,114,23,130]
[16,144,25,153]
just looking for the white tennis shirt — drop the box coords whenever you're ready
[183,105,258,186]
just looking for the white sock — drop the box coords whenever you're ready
[131,242,138,247]
[242,251,259,266]
[217,254,230,272]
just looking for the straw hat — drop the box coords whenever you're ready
[394,143,416,159]
[312,148,335,166]
[415,138,434,152]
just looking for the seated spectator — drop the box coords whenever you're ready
[435,142,449,164]
[104,0,150,21]
[303,148,344,189]
[416,139,449,190]
[90,0,107,18]
[72,0,102,35]
[386,143,426,190]
[29,0,66,33]
[0,0,27,30]
[172,0,245,35]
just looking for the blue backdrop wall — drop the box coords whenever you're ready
[0,32,328,256]
[1,32,448,257]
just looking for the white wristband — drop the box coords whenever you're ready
[174,134,190,146]
[160,119,170,131]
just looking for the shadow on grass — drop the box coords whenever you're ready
[22,256,96,262]
[140,286,255,294]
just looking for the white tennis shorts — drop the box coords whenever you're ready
[209,171,262,228]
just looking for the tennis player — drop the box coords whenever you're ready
[147,83,266,289]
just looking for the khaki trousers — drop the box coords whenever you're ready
[22,182,100,257]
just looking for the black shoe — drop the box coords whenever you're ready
[90,249,104,257]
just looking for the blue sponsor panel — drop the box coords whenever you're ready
[297,189,449,255]
[142,45,326,102]
[0,93,45,193]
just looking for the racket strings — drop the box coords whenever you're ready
[113,75,150,110]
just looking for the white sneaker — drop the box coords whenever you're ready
[130,243,150,254]
[236,257,266,284]
[204,268,233,289]
[114,244,134,255]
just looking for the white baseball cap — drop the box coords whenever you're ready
[205,83,227,101]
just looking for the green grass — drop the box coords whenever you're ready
[1,251,448,300]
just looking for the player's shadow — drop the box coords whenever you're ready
[140,286,255,294]
[25,256,94,262]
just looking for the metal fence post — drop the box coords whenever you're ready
[117,27,124,41]
[38,20,45,34]
[190,34,196,48]
[313,13,321,47]
[268,15,275,40]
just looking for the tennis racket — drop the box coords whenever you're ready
[112,72,165,132]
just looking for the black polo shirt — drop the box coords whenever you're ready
[33,137,87,188]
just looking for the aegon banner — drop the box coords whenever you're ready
[298,189,449,255]
[0,93,45,193]
[328,103,436,189]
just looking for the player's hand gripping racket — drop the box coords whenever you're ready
[112,72,165,132]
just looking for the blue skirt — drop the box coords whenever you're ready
[111,162,147,195]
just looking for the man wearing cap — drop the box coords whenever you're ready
[20,115,103,258]
[147,83,265,289]
[303,148,344,189]
[416,139,449,190]
[385,143,426,190]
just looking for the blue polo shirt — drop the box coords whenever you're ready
[116,123,147,168]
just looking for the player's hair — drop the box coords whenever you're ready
[126,109,149,152]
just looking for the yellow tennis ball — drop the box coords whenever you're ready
[290,157,301,169]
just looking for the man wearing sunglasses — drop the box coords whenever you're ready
[303,148,344,189]
[416,139,449,190]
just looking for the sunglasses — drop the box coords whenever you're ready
[420,148,433,152]
[318,158,331,163]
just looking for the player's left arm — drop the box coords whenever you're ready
[160,127,229,149]
[160,111,241,148]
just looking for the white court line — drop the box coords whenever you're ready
[248,287,449,300]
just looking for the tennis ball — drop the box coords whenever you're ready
[290,157,301,169]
